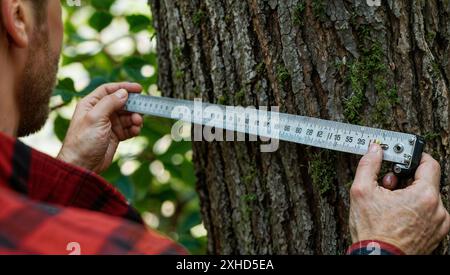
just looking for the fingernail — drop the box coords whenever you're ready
[369,143,379,153]
[116,89,128,99]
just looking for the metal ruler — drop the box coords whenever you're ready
[125,94,425,177]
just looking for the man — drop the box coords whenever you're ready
[0,0,185,254]
[0,0,448,255]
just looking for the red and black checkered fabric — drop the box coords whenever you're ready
[0,132,186,255]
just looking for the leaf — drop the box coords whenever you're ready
[126,15,151,33]
[54,115,71,142]
[109,67,122,81]
[179,211,202,232]
[80,77,109,97]
[86,52,115,71]
[131,162,153,201]
[143,52,158,66]
[89,11,113,32]
[53,78,76,102]
[115,176,135,202]
[91,0,115,11]
[101,161,122,183]
[123,56,148,81]
[62,53,95,66]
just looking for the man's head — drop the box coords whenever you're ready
[0,0,63,137]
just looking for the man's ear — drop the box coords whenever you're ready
[1,0,31,48]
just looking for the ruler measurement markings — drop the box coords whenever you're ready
[125,94,417,167]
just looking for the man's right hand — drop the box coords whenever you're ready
[57,82,143,174]
[349,143,450,254]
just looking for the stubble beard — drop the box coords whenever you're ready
[16,26,60,137]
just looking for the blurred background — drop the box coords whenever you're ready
[21,0,206,254]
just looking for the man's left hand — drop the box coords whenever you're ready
[57,82,143,173]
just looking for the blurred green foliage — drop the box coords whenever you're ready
[53,0,206,254]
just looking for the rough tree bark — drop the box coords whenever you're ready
[149,0,450,254]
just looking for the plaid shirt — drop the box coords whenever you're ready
[0,132,186,255]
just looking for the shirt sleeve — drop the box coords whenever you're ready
[29,144,144,224]
[1,134,142,224]
[0,185,187,255]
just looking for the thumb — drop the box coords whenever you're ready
[353,143,383,191]
[89,89,128,122]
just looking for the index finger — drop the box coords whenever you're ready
[412,153,441,192]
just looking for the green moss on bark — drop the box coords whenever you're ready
[343,35,398,126]
[308,151,336,196]
[193,10,205,26]
[293,2,306,26]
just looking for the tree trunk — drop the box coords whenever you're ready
[149,0,450,254]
